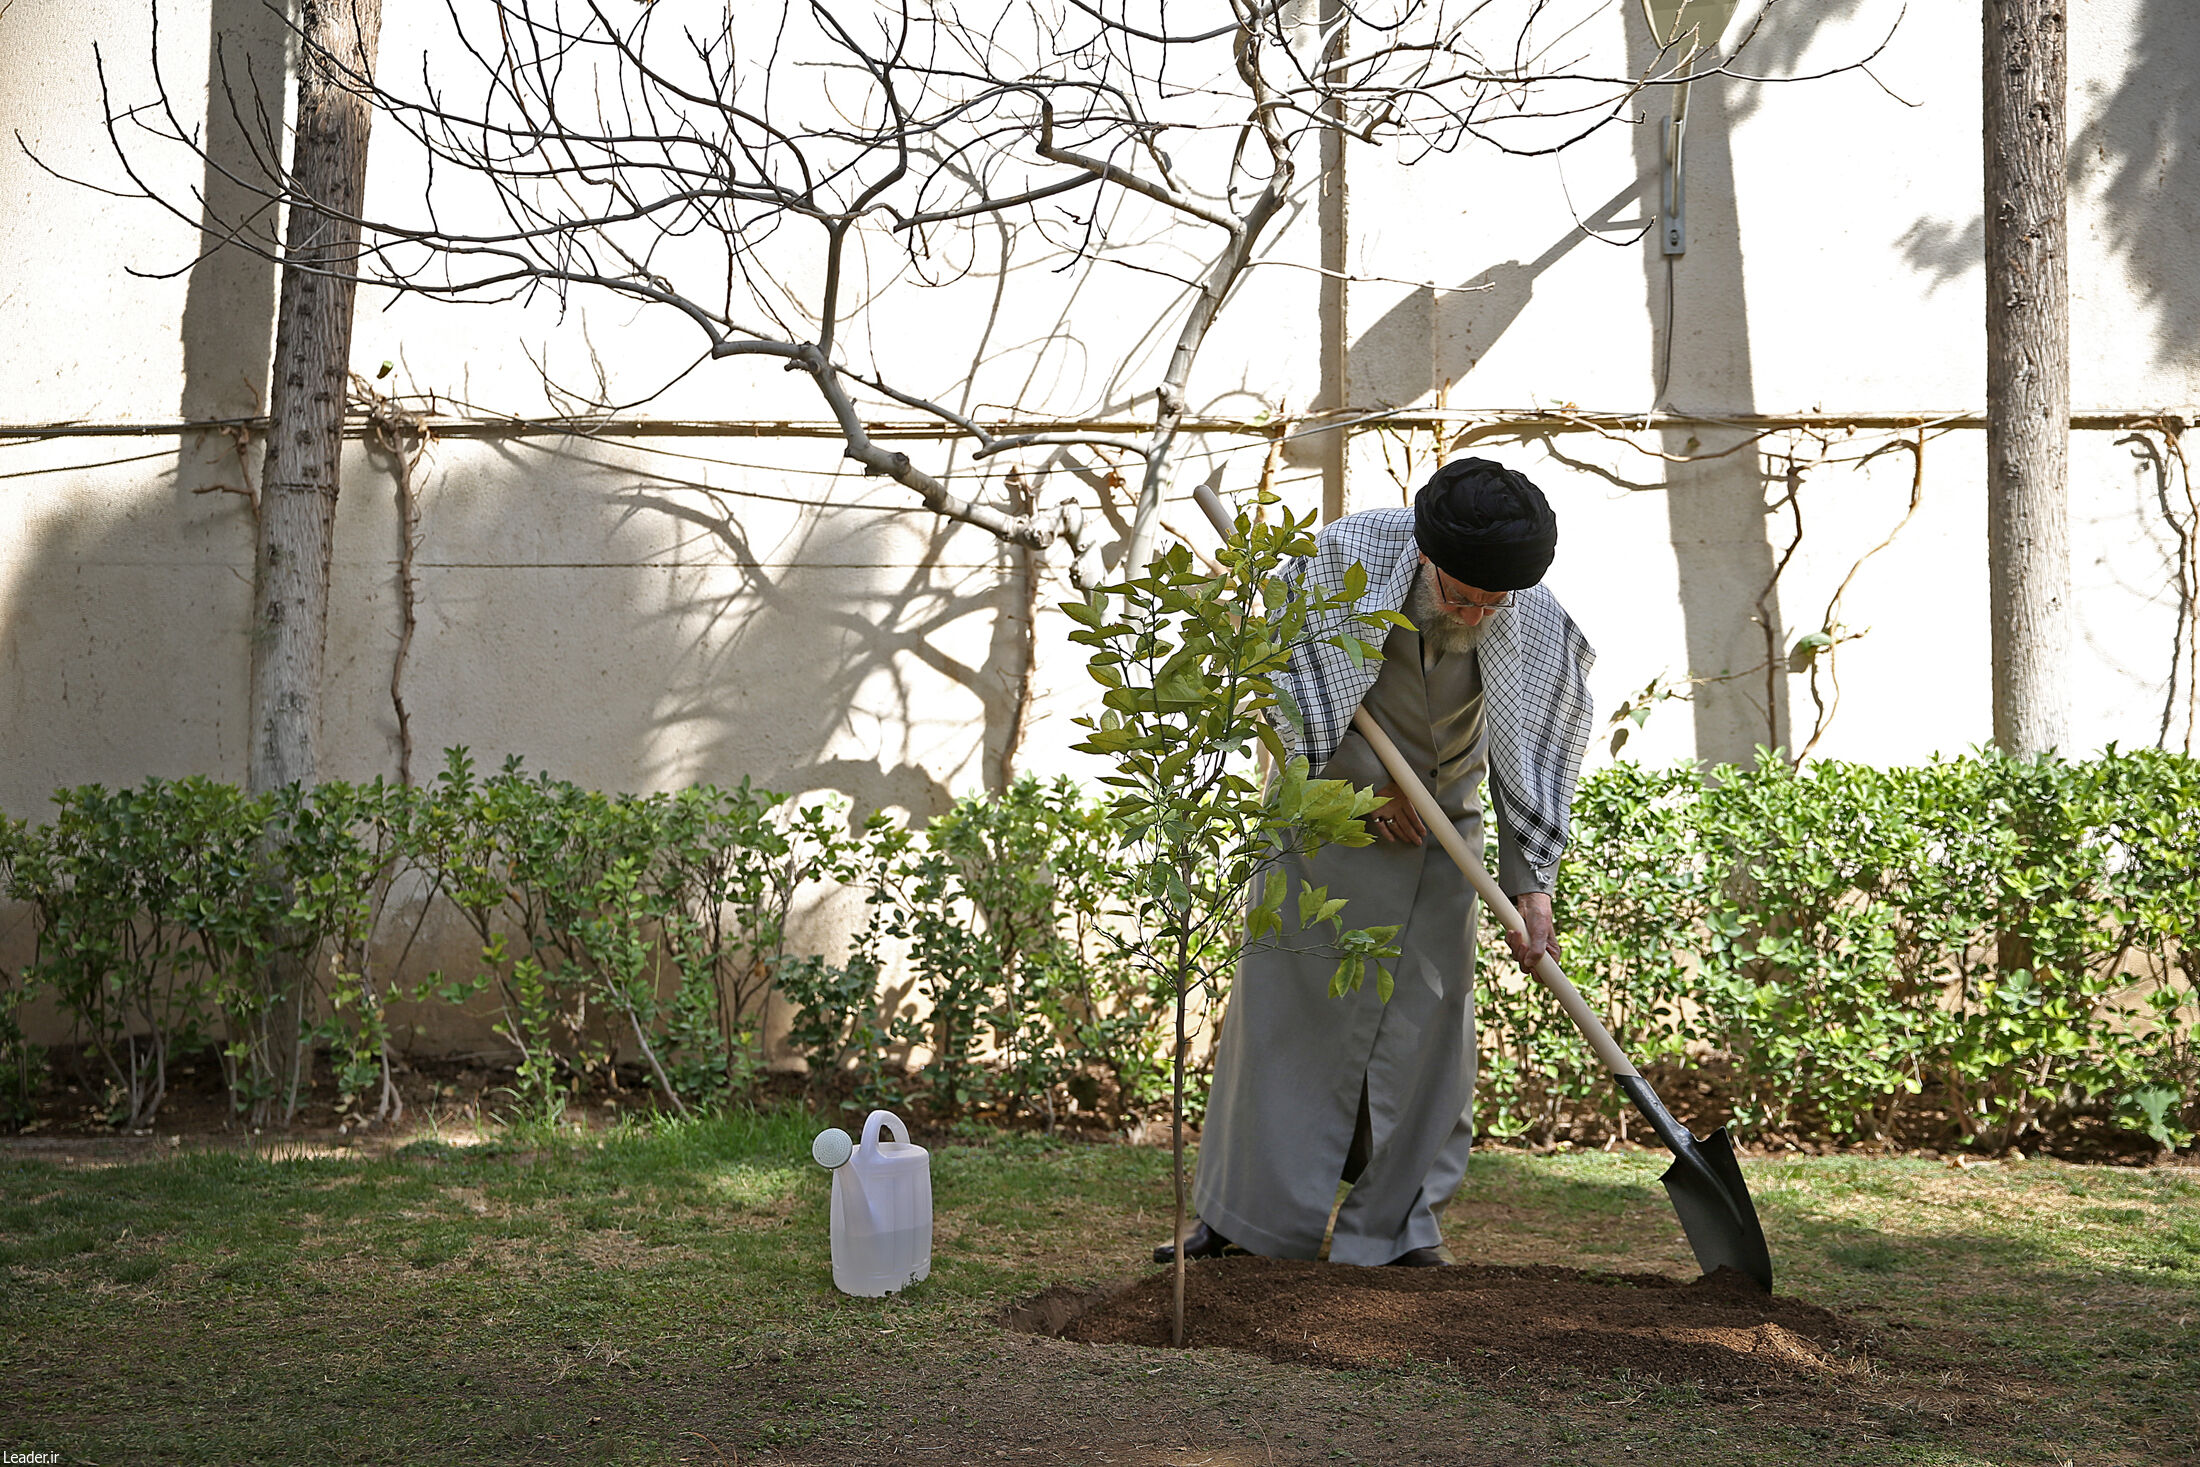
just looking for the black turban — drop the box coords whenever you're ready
[1412,457,1558,592]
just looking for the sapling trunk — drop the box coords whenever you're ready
[138,1036,167,1132]
[1171,952,1188,1349]
[376,1046,403,1125]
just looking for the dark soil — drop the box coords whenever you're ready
[1010,1258,1866,1387]
[3,1042,1155,1149]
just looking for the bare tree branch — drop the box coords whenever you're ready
[75,0,1889,586]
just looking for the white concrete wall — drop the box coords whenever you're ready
[2,0,2196,1042]
[1331,0,2199,766]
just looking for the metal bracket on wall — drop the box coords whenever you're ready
[1642,0,1739,257]
[1662,111,1689,255]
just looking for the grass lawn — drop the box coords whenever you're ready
[2,1112,2194,1465]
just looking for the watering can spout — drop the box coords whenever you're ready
[812,1127,855,1170]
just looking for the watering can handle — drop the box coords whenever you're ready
[1189,483,1637,1081]
[859,1109,910,1158]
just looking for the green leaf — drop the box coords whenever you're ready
[1249,867,1287,943]
[1153,654,1211,711]
[1060,594,1104,628]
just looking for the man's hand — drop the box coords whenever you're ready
[1362,791,1556,967]
[1504,892,1556,971]
[1366,784,1427,845]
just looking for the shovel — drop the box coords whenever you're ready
[1190,485,1773,1292]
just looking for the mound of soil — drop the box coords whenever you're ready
[1009,1258,1864,1387]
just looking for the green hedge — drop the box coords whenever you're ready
[2,748,2194,1151]
[0,754,1168,1131]
[1490,748,2200,1152]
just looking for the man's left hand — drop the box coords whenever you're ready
[1504,892,1557,971]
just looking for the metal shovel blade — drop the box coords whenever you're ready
[1616,1074,1773,1293]
[1659,1124,1773,1292]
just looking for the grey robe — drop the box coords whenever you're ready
[1194,618,1543,1265]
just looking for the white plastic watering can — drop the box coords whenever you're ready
[810,1109,932,1297]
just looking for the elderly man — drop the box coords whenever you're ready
[1158,457,1595,1268]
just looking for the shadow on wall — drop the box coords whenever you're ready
[1348,184,1651,408]
[0,456,260,813]
[1631,6,1782,765]
[338,440,1025,1063]
[0,435,1032,1050]
[1897,214,1984,293]
[1899,0,2199,372]
[176,0,287,438]
[1615,0,1866,765]
[306,429,1031,821]
[603,454,1025,818]
[0,0,282,1013]
[2,0,1041,823]
[0,440,265,1049]
[1342,8,1905,766]
[0,6,1052,1059]
[1358,10,1813,764]
[0,0,293,804]
[325,194,1073,820]
[2081,0,2200,371]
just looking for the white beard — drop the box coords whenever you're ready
[1407,565,1490,657]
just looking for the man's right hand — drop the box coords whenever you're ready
[1366,784,1427,845]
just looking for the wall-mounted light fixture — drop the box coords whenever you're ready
[1643,0,1740,255]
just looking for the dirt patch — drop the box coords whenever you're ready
[1002,1282,1119,1337]
[1011,1258,1865,1387]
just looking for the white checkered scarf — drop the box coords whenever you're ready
[1274,507,1597,877]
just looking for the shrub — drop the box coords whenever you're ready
[880,776,1170,1125]
[0,777,420,1129]
[5,780,242,1126]
[1,746,2188,1151]
[405,752,874,1123]
[0,814,43,1128]
[1476,760,1710,1144]
[656,782,864,1109]
[765,804,911,1117]
[311,779,418,1126]
[1484,748,2200,1152]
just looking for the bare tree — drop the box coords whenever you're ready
[1984,0,2069,756]
[81,0,1840,581]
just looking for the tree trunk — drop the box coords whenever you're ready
[1984,0,2069,757]
[248,0,383,1123]
[251,0,382,792]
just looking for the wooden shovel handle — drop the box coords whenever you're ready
[1345,712,1638,1079]
[1189,483,1638,1080]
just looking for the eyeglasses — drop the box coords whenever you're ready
[1428,572,1512,612]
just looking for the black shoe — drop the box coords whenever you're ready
[1152,1221,1243,1265]
[1385,1246,1448,1268]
